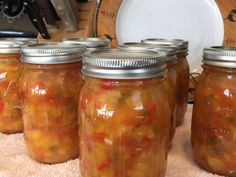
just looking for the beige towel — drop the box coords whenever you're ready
[0,105,223,177]
[166,105,222,177]
[0,134,80,177]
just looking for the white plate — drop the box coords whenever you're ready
[116,0,224,73]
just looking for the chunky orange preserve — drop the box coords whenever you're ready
[20,62,82,163]
[165,60,177,144]
[192,64,236,176]
[79,76,171,177]
[176,52,189,126]
[0,53,22,133]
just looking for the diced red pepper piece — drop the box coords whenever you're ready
[101,80,115,90]
[94,100,100,109]
[92,132,107,142]
[147,101,157,113]
[97,158,110,171]
[140,136,151,150]
[0,99,4,113]
[36,80,47,89]
[122,136,151,151]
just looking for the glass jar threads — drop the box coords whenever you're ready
[118,42,178,144]
[79,49,171,177]
[192,46,236,176]
[0,41,23,133]
[142,38,190,126]
[62,37,110,51]
[20,43,86,163]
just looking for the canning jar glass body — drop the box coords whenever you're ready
[0,53,22,133]
[165,60,177,144]
[192,64,236,176]
[176,52,189,126]
[20,62,82,163]
[79,76,171,177]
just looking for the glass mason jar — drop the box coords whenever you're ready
[118,42,178,145]
[165,55,178,144]
[192,46,236,176]
[175,42,189,126]
[79,49,171,177]
[142,38,190,126]
[62,37,110,51]
[20,43,86,164]
[0,41,23,133]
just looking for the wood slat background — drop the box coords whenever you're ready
[216,0,236,46]
[95,0,123,47]
[38,0,236,46]
[38,0,97,42]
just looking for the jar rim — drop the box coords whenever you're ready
[61,37,110,50]
[118,42,177,60]
[0,41,22,53]
[21,42,86,64]
[141,38,188,53]
[203,46,236,68]
[82,49,167,79]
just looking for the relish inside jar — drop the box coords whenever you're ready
[118,42,178,144]
[142,38,190,126]
[192,46,236,176]
[62,37,110,51]
[175,50,189,126]
[20,43,86,163]
[165,59,177,144]
[0,41,23,133]
[79,49,171,177]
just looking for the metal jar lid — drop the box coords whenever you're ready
[21,42,86,64]
[119,42,177,61]
[203,46,236,68]
[82,49,166,79]
[0,41,22,53]
[0,37,37,44]
[142,38,188,53]
[61,38,110,51]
